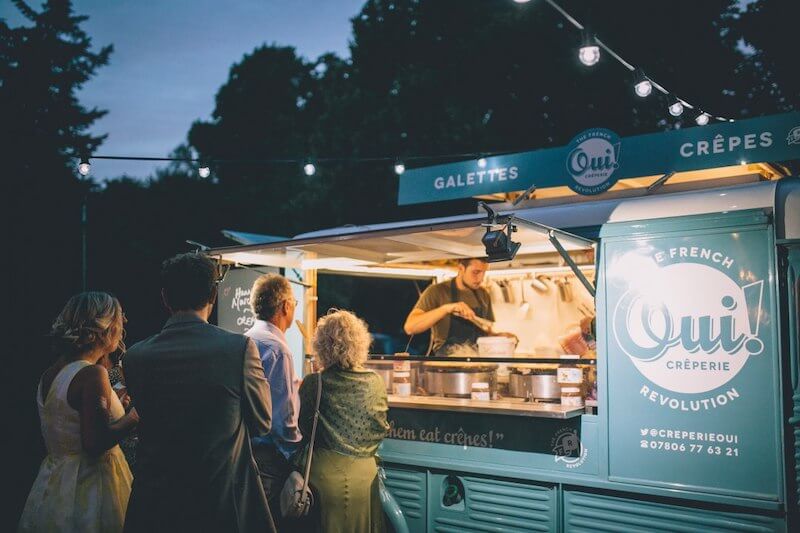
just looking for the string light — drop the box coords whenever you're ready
[68,0,740,181]
[633,69,652,98]
[535,0,732,123]
[578,31,600,67]
[668,98,685,117]
[78,158,91,176]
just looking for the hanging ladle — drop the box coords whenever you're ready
[531,274,549,293]
[518,278,530,317]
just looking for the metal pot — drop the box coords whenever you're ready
[364,360,420,394]
[364,361,394,393]
[508,367,561,400]
[423,363,498,398]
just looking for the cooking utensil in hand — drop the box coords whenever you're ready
[454,312,495,333]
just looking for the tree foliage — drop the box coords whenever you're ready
[3,1,111,527]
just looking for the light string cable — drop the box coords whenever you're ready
[74,1,739,178]
[541,0,732,124]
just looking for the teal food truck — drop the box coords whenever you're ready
[209,112,800,531]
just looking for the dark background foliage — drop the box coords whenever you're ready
[2,0,796,527]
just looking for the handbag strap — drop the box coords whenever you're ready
[300,372,323,496]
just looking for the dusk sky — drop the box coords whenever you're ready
[2,0,365,180]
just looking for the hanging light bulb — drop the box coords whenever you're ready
[394,160,405,175]
[198,166,211,178]
[633,69,652,98]
[477,155,487,168]
[695,112,710,126]
[303,160,316,176]
[578,31,600,67]
[668,98,684,117]
[78,158,91,176]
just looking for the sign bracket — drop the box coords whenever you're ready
[647,170,676,194]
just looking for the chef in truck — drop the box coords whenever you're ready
[404,258,515,356]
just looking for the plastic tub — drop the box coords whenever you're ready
[476,336,516,356]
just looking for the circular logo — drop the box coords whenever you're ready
[612,262,764,394]
[566,128,622,195]
[551,428,588,468]
[787,126,800,146]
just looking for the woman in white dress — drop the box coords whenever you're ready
[19,292,139,533]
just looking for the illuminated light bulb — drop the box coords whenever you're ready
[633,69,652,97]
[695,112,710,126]
[578,31,599,67]
[477,157,487,168]
[634,80,652,97]
[303,162,316,176]
[579,45,600,66]
[668,99,684,117]
[513,0,531,3]
[394,161,405,175]
[198,166,211,178]
[78,159,91,176]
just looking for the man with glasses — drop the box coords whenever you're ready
[245,273,303,525]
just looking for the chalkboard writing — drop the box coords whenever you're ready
[217,268,277,333]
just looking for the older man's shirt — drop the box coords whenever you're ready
[245,320,302,458]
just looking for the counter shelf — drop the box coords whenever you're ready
[387,394,585,419]
[367,355,597,365]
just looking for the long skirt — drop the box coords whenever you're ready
[18,446,132,533]
[309,449,386,533]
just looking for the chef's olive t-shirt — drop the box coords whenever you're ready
[413,280,494,353]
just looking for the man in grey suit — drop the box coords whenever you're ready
[123,253,276,533]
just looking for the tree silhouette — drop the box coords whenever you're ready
[3,1,111,527]
[726,0,799,114]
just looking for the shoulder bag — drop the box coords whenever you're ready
[280,372,322,518]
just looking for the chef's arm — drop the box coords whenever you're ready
[490,329,519,342]
[404,302,474,335]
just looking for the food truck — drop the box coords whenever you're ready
[209,112,800,531]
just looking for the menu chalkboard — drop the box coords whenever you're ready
[217,267,277,333]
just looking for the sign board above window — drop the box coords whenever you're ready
[397,112,800,205]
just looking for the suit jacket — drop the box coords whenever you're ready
[123,314,276,533]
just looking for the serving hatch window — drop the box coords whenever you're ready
[213,212,597,359]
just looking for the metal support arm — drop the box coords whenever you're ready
[547,231,596,297]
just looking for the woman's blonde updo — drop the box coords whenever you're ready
[50,292,125,359]
[312,309,371,370]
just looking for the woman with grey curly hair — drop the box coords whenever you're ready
[297,310,390,532]
[19,292,139,533]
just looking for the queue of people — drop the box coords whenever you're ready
[19,252,389,533]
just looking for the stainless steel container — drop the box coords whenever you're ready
[364,361,394,393]
[365,360,420,394]
[508,367,561,400]
[423,363,498,398]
